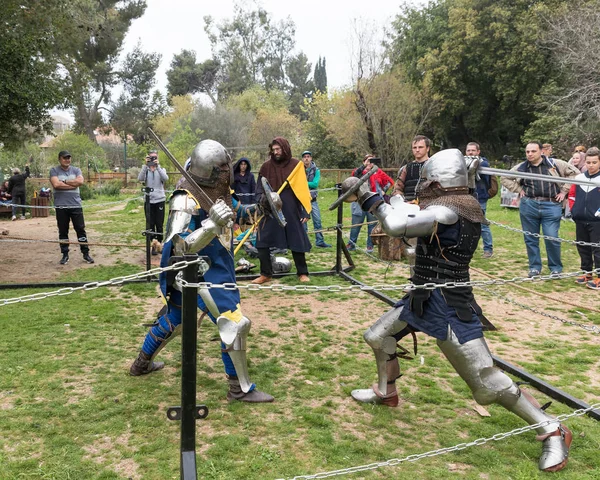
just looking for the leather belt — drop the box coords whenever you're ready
[528,196,557,202]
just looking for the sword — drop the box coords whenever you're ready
[479,166,600,188]
[147,128,214,209]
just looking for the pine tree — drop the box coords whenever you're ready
[314,57,327,94]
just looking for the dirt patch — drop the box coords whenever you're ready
[0,209,148,284]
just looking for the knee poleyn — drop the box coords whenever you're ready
[364,329,397,355]
[472,366,519,406]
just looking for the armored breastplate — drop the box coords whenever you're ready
[403,162,425,201]
[411,218,481,321]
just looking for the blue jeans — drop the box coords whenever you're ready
[349,209,376,249]
[519,197,563,272]
[303,199,327,245]
[479,200,493,253]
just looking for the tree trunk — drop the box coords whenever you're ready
[354,87,378,154]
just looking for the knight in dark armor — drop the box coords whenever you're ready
[341,149,572,472]
[129,139,273,403]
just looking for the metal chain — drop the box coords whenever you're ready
[488,219,600,248]
[179,267,600,291]
[0,258,203,307]
[278,402,600,480]
[476,287,600,334]
[7,196,143,210]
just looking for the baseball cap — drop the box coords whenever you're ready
[58,150,71,158]
[301,150,312,157]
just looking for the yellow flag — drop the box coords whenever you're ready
[284,161,312,215]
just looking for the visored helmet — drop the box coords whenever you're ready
[420,149,468,189]
[188,140,232,187]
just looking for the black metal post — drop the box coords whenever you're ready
[143,187,153,278]
[335,184,343,274]
[180,254,199,479]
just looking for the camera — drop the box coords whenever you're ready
[146,155,158,167]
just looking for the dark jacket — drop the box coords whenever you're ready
[233,157,256,204]
[8,166,30,196]
[568,171,600,222]
[475,157,491,202]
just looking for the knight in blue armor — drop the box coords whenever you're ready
[129,139,274,403]
[341,149,572,472]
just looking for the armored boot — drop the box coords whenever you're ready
[351,357,400,407]
[129,351,165,376]
[537,425,572,472]
[226,375,274,403]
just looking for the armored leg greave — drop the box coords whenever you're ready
[131,301,186,376]
[217,315,253,393]
[351,307,408,406]
[437,327,570,471]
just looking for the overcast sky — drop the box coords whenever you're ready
[120,0,422,93]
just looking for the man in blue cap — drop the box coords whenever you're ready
[302,150,331,248]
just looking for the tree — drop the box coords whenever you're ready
[526,0,600,152]
[50,131,108,172]
[303,92,358,168]
[109,43,164,143]
[0,1,67,148]
[287,53,314,118]
[314,57,328,94]
[225,85,290,116]
[203,1,297,98]
[166,50,220,105]
[59,0,147,142]
[390,0,566,157]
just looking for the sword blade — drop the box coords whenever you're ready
[479,166,600,188]
[147,128,214,208]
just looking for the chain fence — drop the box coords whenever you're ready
[5,196,143,210]
[487,219,600,248]
[0,258,203,306]
[278,402,600,480]
[476,286,600,334]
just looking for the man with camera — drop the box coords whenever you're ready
[138,150,169,255]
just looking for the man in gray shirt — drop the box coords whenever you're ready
[49,150,94,265]
[138,150,169,254]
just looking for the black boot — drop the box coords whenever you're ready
[226,375,274,403]
[129,351,165,376]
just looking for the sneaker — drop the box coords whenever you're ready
[19,215,26,220]
[59,254,69,265]
[482,251,493,258]
[346,243,356,252]
[365,247,374,254]
[528,269,540,278]
[83,254,95,264]
[315,243,332,248]
[586,278,600,290]
[575,274,593,284]
[550,270,562,276]
[11,216,16,221]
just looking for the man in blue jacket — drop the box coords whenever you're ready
[466,142,494,258]
[302,151,331,248]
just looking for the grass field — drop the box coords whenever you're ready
[0,188,599,480]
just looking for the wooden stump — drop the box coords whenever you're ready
[371,223,405,261]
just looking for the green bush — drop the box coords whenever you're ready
[95,180,122,197]
[79,183,94,200]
